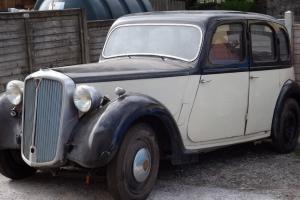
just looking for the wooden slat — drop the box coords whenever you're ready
[32,38,80,51]
[0,9,87,86]
[31,32,80,44]
[87,20,113,63]
[33,45,81,58]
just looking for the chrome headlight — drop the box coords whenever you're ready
[6,80,24,106]
[73,85,102,113]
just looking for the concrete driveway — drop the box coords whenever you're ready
[0,143,300,200]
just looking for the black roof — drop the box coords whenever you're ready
[114,10,280,28]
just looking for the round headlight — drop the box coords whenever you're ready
[6,80,24,106]
[73,85,102,113]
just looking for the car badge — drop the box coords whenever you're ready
[34,78,42,88]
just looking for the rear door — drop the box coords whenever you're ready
[246,21,282,134]
[188,20,249,142]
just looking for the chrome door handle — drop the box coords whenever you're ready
[200,79,212,84]
[250,76,260,80]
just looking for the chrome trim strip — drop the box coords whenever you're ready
[101,23,204,63]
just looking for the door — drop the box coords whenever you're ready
[246,22,281,134]
[188,22,249,142]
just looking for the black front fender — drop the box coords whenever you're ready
[0,93,21,150]
[67,93,183,168]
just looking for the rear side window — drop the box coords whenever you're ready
[209,24,244,65]
[278,28,290,61]
[250,24,276,62]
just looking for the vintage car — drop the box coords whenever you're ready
[0,11,299,200]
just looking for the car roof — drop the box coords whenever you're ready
[113,10,281,28]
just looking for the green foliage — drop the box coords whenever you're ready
[219,0,255,12]
[187,0,255,12]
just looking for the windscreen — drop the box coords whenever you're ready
[103,24,202,62]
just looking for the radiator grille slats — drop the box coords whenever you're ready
[22,78,63,163]
[35,80,62,162]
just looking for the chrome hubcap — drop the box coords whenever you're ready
[133,148,151,183]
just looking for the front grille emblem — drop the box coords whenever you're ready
[34,78,42,89]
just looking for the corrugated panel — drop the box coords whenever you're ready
[150,0,185,11]
[34,79,62,163]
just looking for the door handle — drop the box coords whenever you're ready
[250,76,260,80]
[200,79,212,84]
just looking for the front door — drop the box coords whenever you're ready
[188,21,249,142]
[245,22,282,134]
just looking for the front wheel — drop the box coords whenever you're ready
[272,98,300,153]
[0,150,36,180]
[107,123,160,200]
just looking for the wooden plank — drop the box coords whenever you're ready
[294,55,300,64]
[33,45,80,57]
[33,57,82,69]
[0,31,25,40]
[31,32,79,43]
[0,67,28,77]
[0,39,25,48]
[0,52,27,64]
[294,38,300,43]
[32,38,80,51]
[33,52,81,66]
[0,24,25,33]
[0,59,28,70]
[0,74,27,84]
[31,26,79,37]
[0,45,26,55]
[0,9,86,84]
[0,19,24,26]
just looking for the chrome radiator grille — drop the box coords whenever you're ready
[23,78,63,163]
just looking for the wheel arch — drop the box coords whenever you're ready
[67,93,185,168]
[272,80,300,133]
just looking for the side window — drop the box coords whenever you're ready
[209,24,244,66]
[278,28,290,62]
[250,24,276,63]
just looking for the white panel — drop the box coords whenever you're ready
[188,72,249,142]
[246,70,280,134]
[82,76,189,121]
[279,67,295,85]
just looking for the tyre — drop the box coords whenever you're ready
[272,98,300,153]
[0,150,36,180]
[107,123,160,200]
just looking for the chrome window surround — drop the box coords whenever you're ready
[101,23,204,63]
[21,69,78,168]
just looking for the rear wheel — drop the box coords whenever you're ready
[272,98,300,153]
[0,150,36,180]
[107,123,160,200]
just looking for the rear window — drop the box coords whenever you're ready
[251,24,276,62]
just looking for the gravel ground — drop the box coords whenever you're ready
[0,142,300,200]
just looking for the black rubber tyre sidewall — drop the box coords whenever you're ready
[107,123,160,200]
[0,150,36,180]
[272,98,300,153]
